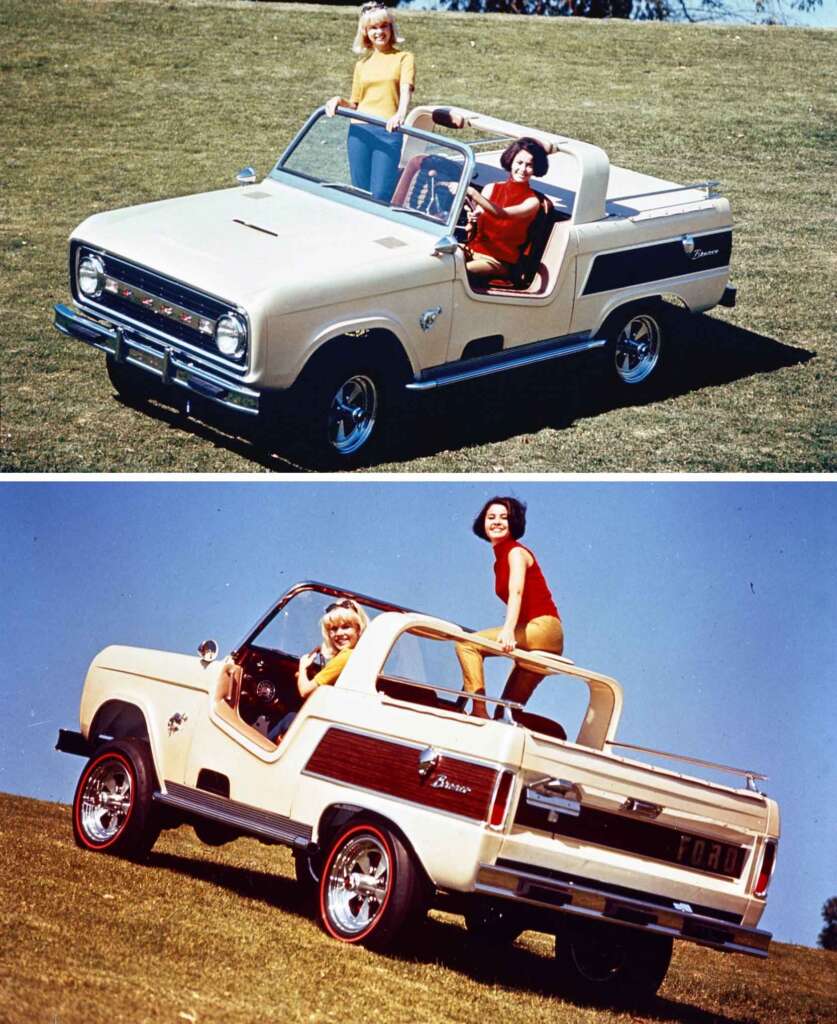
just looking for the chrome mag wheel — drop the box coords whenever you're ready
[324,832,390,937]
[328,374,378,455]
[78,756,134,844]
[613,313,662,385]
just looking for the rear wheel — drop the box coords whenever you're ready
[318,821,425,949]
[600,303,671,392]
[72,738,160,859]
[554,921,672,1005]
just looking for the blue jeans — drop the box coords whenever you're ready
[268,710,297,743]
[348,123,402,203]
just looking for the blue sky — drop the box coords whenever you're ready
[0,479,834,949]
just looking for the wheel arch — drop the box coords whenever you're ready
[295,324,417,389]
[87,700,161,787]
[592,293,668,336]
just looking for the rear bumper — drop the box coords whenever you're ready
[475,861,771,958]
[54,303,261,415]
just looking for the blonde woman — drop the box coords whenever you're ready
[325,2,415,201]
[268,599,369,742]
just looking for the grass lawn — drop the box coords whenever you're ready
[1,792,836,1023]
[1,0,834,472]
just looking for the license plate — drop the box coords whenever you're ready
[675,834,745,876]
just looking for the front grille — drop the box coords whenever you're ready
[71,242,247,370]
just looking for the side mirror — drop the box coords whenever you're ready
[432,235,459,258]
[236,166,257,186]
[198,639,219,664]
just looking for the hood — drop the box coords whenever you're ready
[72,179,445,309]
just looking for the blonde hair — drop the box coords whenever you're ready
[320,599,369,659]
[352,2,404,57]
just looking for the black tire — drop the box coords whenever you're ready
[553,920,672,1006]
[464,897,525,947]
[294,847,323,904]
[599,301,672,393]
[318,820,426,949]
[106,356,160,406]
[286,340,410,469]
[72,738,160,860]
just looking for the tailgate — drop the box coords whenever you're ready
[499,732,770,910]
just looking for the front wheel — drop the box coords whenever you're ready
[600,303,671,391]
[281,342,410,468]
[72,738,160,859]
[318,821,426,949]
[553,921,672,1006]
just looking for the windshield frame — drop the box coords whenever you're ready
[270,107,475,235]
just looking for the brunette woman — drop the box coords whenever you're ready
[465,137,549,280]
[456,497,563,719]
[325,2,415,202]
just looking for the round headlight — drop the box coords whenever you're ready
[215,313,247,359]
[78,254,104,298]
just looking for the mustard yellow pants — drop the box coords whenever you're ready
[455,615,564,710]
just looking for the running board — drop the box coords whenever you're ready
[154,780,312,849]
[406,334,606,391]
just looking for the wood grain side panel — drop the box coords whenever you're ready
[304,727,498,821]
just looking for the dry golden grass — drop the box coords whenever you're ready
[1,1,835,471]
[1,792,836,1024]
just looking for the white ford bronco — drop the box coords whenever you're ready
[59,582,778,1005]
[54,105,736,466]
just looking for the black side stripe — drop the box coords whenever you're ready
[582,230,732,295]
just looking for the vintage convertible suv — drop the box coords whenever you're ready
[53,105,735,465]
[58,582,778,1004]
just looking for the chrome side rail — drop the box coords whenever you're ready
[407,333,605,391]
[475,862,771,957]
[54,303,260,415]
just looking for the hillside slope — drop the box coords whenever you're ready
[0,792,834,1023]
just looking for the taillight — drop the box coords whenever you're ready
[489,771,514,827]
[753,839,777,898]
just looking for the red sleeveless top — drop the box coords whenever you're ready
[471,179,538,265]
[493,538,559,623]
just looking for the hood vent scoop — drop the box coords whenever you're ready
[233,218,278,238]
[375,236,407,249]
[242,191,271,200]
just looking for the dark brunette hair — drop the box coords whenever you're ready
[500,137,549,178]
[472,496,527,541]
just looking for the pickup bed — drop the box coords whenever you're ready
[58,581,778,1005]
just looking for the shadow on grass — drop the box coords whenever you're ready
[143,849,755,1023]
[146,849,313,919]
[388,915,759,1024]
[393,311,814,462]
[110,310,813,470]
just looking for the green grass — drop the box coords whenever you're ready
[1,1,834,472]
[1,792,835,1023]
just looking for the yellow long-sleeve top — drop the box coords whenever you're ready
[351,49,415,119]
[310,645,353,688]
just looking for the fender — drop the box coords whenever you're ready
[292,315,420,386]
[86,698,162,787]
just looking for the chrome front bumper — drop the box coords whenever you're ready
[475,862,771,958]
[54,303,260,415]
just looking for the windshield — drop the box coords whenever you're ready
[271,110,471,230]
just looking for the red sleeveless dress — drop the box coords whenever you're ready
[471,179,538,265]
[493,538,559,624]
